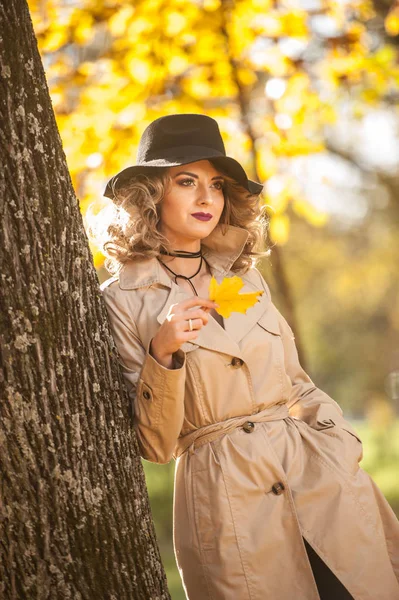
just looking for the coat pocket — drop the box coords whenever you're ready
[339,426,363,464]
[315,420,363,476]
[191,443,234,560]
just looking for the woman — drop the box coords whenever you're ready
[97,114,399,600]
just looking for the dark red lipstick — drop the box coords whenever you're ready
[191,212,213,221]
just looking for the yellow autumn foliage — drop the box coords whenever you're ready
[269,213,290,245]
[209,276,263,318]
[385,6,399,37]
[27,0,399,269]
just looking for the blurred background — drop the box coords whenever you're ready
[29,0,399,597]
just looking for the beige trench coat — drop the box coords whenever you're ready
[100,224,399,600]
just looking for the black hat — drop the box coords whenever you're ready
[103,113,263,199]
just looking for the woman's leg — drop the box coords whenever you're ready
[303,538,355,600]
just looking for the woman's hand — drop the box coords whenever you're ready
[150,296,218,368]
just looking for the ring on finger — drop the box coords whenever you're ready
[188,318,193,332]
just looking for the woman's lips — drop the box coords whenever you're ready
[191,213,213,221]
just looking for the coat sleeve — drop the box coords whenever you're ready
[101,283,186,464]
[256,271,362,445]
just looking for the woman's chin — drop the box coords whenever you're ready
[191,218,219,235]
[192,225,219,241]
[163,220,220,244]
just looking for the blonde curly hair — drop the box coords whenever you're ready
[88,160,270,276]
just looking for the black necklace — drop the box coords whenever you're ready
[159,256,203,296]
[160,249,202,259]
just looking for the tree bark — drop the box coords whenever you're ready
[0,1,170,598]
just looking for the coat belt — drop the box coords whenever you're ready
[173,403,290,459]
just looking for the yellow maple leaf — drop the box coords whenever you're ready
[209,276,263,318]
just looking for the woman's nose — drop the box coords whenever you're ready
[197,184,213,204]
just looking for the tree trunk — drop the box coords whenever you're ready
[0,1,170,598]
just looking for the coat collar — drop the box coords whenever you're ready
[118,224,250,291]
[117,224,270,357]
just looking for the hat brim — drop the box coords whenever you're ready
[103,154,263,199]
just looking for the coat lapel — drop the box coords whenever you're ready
[156,282,245,359]
[222,275,270,344]
[117,225,269,358]
[155,272,270,357]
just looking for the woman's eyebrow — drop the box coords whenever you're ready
[173,171,224,180]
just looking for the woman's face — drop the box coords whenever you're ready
[158,160,225,246]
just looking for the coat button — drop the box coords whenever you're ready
[143,390,151,400]
[231,357,244,368]
[243,421,255,433]
[271,482,285,495]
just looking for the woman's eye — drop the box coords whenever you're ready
[177,178,225,190]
